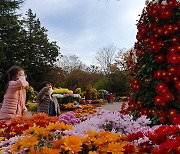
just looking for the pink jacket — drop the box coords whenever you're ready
[0,79,29,123]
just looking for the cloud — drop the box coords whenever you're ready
[19,0,146,65]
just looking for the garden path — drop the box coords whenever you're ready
[99,101,127,111]
[26,101,127,117]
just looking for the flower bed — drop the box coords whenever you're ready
[52,93,81,104]
[1,110,180,153]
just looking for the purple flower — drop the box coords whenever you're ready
[58,111,81,125]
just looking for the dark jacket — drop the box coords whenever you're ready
[36,87,50,115]
[36,87,60,116]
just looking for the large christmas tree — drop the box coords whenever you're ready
[127,0,180,125]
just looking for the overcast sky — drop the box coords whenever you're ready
[19,0,146,65]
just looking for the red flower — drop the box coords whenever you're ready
[137,99,142,108]
[126,131,144,142]
[173,76,179,81]
[147,5,158,17]
[168,46,179,53]
[167,53,180,64]
[158,138,179,153]
[164,76,171,83]
[168,0,180,8]
[158,111,167,123]
[167,65,177,76]
[123,145,134,153]
[170,114,180,125]
[139,108,149,116]
[169,109,177,117]
[175,80,180,91]
[155,54,165,63]
[160,9,172,19]
[147,23,154,31]
[163,24,177,36]
[154,96,166,107]
[154,70,166,79]
[163,92,174,102]
[148,126,167,144]
[153,27,164,38]
[156,82,169,95]
[171,36,179,44]
[131,104,137,110]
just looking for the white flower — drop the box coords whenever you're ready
[161,0,167,5]
[73,94,81,98]
[137,136,150,144]
[152,0,159,4]
[136,115,151,126]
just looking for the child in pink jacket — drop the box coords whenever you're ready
[0,66,29,124]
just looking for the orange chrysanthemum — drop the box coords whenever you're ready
[20,136,38,149]
[81,137,92,148]
[86,130,97,138]
[104,132,119,143]
[93,137,106,147]
[49,116,59,123]
[54,122,73,131]
[52,138,64,150]
[106,142,127,154]
[28,147,42,154]
[41,147,61,154]
[88,151,99,154]
[11,138,22,153]
[62,136,82,153]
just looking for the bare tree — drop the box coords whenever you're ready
[95,44,117,91]
[95,44,117,74]
[86,65,100,74]
[59,54,85,73]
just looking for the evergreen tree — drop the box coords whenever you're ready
[0,0,24,101]
[20,9,59,90]
[127,0,180,125]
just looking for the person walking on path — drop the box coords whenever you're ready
[109,93,115,104]
[0,66,29,124]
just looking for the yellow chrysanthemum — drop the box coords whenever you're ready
[33,126,46,137]
[46,122,57,131]
[0,129,4,135]
[106,142,126,154]
[9,132,16,136]
[0,137,4,142]
[62,136,82,153]
[54,122,73,131]
[23,124,37,135]
[0,148,3,154]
